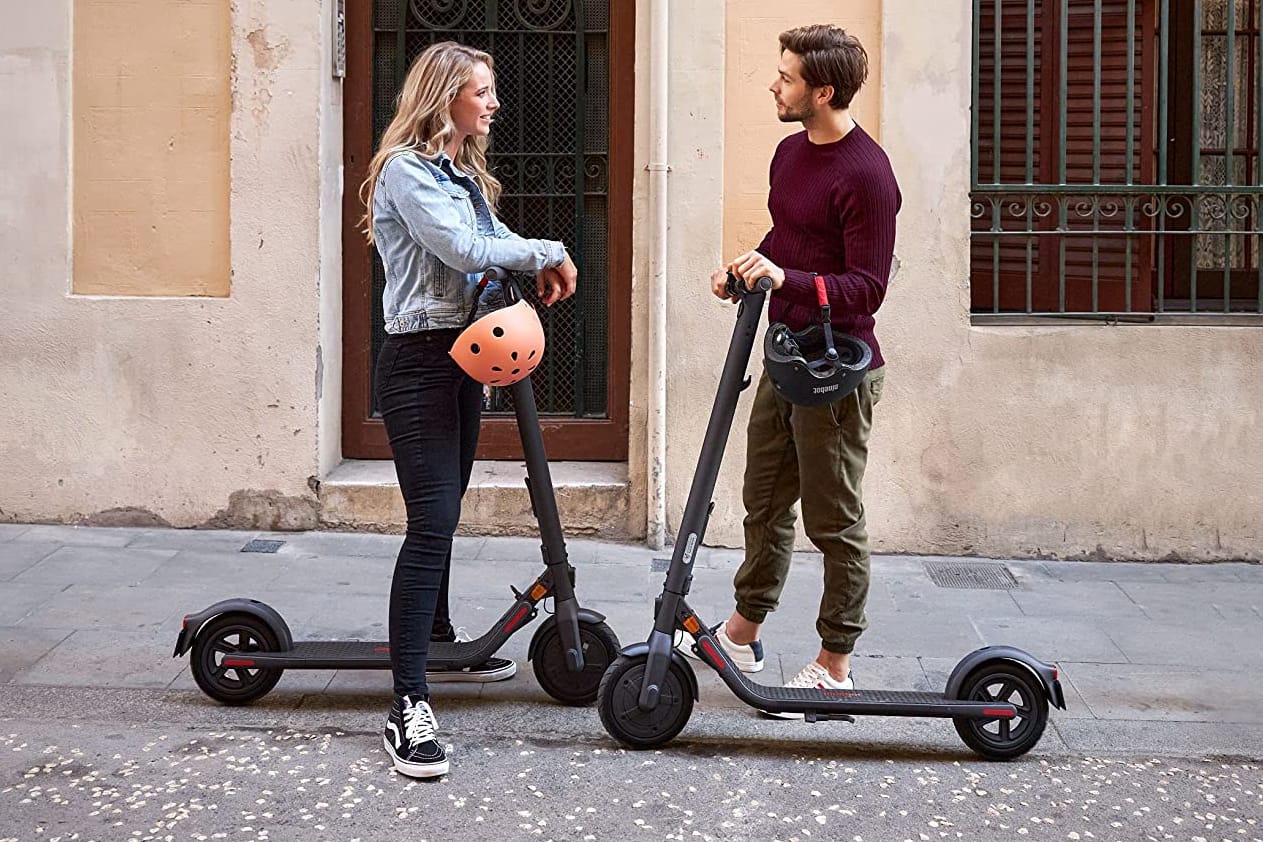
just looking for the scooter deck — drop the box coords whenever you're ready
[220,640,491,671]
[733,682,1016,719]
[688,634,1022,719]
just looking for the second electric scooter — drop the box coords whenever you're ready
[174,270,619,707]
[597,274,1065,759]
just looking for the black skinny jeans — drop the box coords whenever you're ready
[375,328,482,699]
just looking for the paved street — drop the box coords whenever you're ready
[1,524,1261,840]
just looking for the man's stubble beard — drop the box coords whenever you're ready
[777,97,815,124]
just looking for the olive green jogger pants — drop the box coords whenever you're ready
[733,367,885,655]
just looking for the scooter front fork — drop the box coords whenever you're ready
[552,593,584,671]
[638,628,676,710]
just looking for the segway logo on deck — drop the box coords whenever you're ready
[812,384,840,395]
[682,533,698,566]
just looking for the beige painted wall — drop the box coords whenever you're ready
[670,0,1262,560]
[866,0,1262,560]
[0,0,340,528]
[4,0,1256,559]
[72,0,231,297]
[653,2,891,554]
[723,2,882,262]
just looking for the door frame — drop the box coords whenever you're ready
[340,0,634,460]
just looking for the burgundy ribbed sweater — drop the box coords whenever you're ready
[757,125,901,369]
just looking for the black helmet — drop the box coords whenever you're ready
[764,322,872,406]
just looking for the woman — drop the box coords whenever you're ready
[361,41,577,779]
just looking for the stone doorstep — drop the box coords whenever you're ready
[319,459,635,541]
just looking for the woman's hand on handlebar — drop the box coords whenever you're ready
[711,268,740,303]
[536,252,578,307]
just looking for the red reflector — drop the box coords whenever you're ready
[373,645,390,653]
[699,639,726,670]
[1053,666,1059,680]
[982,707,1015,718]
[504,605,531,633]
[223,658,255,667]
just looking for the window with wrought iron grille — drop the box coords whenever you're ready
[971,0,1263,318]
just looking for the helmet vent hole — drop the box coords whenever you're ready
[470,343,481,355]
[492,326,505,338]
[511,351,518,361]
[528,349,536,359]
[511,369,520,375]
[491,366,502,372]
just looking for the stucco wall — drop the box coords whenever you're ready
[0,0,337,529]
[722,2,882,261]
[867,0,1262,561]
[677,0,1262,561]
[659,2,891,555]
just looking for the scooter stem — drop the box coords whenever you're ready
[639,280,769,710]
[508,326,584,672]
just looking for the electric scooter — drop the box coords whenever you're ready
[597,274,1065,759]
[174,270,619,707]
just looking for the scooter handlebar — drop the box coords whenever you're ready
[479,266,525,305]
[725,271,773,299]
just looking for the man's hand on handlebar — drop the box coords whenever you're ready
[711,250,781,303]
[730,250,785,291]
[710,268,740,303]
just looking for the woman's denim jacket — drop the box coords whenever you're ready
[373,150,566,333]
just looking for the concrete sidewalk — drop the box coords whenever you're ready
[3,523,1263,841]
[1,521,1261,758]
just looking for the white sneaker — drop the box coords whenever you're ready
[678,623,765,673]
[762,661,854,720]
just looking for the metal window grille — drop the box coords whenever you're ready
[971,0,1263,319]
[370,0,611,415]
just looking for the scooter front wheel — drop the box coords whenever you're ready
[531,618,621,706]
[190,613,285,705]
[952,661,1049,760]
[598,653,694,749]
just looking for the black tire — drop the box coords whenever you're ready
[190,613,285,705]
[597,653,694,749]
[530,619,621,706]
[952,662,1049,760]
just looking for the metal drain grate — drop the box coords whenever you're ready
[241,539,285,554]
[923,561,1019,590]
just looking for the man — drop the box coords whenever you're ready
[692,24,900,714]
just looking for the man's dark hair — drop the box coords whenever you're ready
[778,25,869,110]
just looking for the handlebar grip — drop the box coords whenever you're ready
[477,266,524,306]
[725,271,773,297]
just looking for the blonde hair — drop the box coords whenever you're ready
[360,41,502,244]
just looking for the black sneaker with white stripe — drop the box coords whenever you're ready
[382,694,448,778]
[427,625,517,683]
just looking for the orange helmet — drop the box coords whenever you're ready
[449,299,546,386]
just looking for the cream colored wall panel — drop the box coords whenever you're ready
[72,0,231,297]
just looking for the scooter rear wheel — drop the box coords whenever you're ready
[598,653,694,749]
[531,618,621,706]
[190,613,285,705]
[952,661,1049,760]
